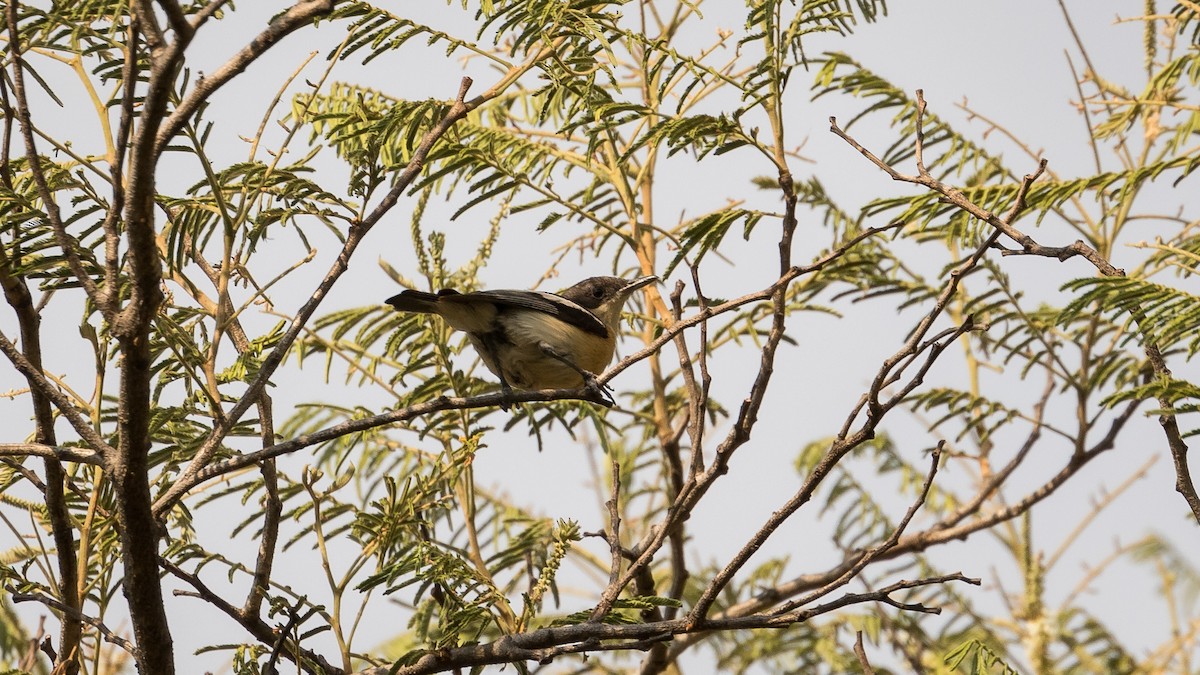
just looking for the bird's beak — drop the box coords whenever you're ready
[623,275,659,294]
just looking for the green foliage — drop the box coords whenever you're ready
[1061,276,1200,357]
[944,639,1020,674]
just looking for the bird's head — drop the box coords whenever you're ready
[559,275,658,334]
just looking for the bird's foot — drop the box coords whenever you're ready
[582,371,615,407]
[498,378,515,412]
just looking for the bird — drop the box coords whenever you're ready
[385,275,657,406]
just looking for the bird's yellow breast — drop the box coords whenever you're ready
[469,311,615,389]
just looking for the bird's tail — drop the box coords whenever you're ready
[385,289,444,313]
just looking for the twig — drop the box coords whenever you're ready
[264,598,322,675]
[161,558,342,675]
[667,394,1135,657]
[349,573,978,675]
[854,631,876,675]
[683,104,1045,622]
[19,615,45,672]
[4,0,106,314]
[153,77,478,518]
[588,224,905,623]
[832,90,1200,523]
[154,0,336,155]
[7,586,134,653]
[772,443,943,616]
[0,443,105,465]
[688,240,989,623]
[1045,454,1157,571]
[0,309,115,462]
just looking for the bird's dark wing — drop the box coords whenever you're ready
[455,289,608,337]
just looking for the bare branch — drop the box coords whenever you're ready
[154,0,336,155]
[8,586,134,653]
[350,573,979,675]
[161,559,341,675]
[831,91,1200,523]
[854,631,876,675]
[688,228,996,623]
[0,332,115,460]
[0,443,105,465]
[773,443,943,616]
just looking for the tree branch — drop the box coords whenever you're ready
[351,573,977,675]
[5,0,106,315]
[8,586,134,653]
[152,77,480,519]
[831,89,1200,523]
[161,559,342,675]
[0,331,115,461]
[154,0,336,155]
[0,443,105,465]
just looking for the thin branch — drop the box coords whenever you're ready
[592,156,803,622]
[154,0,336,155]
[156,385,613,497]
[0,443,105,465]
[604,221,905,384]
[688,235,993,623]
[832,90,1200,522]
[350,573,978,675]
[191,0,235,31]
[8,587,134,653]
[0,332,115,461]
[1047,453,1157,570]
[772,443,943,616]
[684,120,1044,621]
[161,559,342,675]
[97,19,139,313]
[153,77,477,518]
[5,0,106,314]
[263,598,322,675]
[854,631,876,675]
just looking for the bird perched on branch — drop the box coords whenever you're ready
[386,275,657,406]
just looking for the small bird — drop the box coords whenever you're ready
[386,276,657,405]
